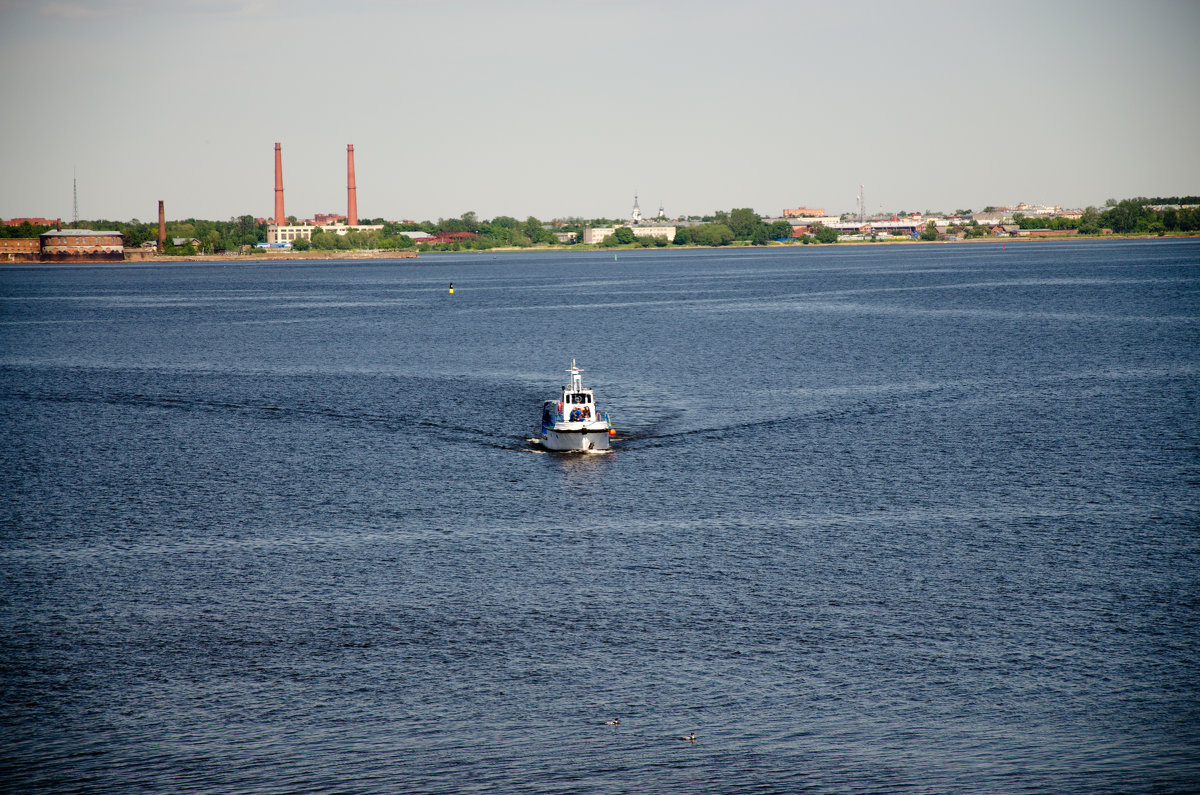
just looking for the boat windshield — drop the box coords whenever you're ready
[568,393,591,404]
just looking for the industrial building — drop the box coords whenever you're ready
[265,143,382,246]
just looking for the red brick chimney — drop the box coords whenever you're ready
[347,144,358,226]
[274,143,285,225]
[158,200,166,249]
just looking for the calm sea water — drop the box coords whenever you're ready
[2,240,1198,793]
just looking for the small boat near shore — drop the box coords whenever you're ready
[539,360,613,452]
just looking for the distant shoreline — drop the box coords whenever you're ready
[138,232,1197,263]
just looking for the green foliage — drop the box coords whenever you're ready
[920,221,939,241]
[1077,208,1102,235]
[0,221,53,238]
[523,219,557,245]
[1100,199,1157,233]
[121,223,157,248]
[767,220,794,240]
[613,227,635,245]
[728,208,760,239]
[672,226,690,245]
[750,224,769,246]
[812,223,838,244]
[690,223,735,246]
[1091,198,1200,234]
[946,220,986,239]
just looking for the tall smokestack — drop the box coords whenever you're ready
[347,144,358,226]
[158,201,166,249]
[274,142,285,225]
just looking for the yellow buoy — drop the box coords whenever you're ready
[449,282,454,295]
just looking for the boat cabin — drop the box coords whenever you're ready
[542,360,602,426]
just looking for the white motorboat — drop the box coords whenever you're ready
[539,360,613,452]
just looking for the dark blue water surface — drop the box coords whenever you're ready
[2,240,1198,793]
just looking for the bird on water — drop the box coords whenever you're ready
[603,718,619,726]
[679,732,695,742]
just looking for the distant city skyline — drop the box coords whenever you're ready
[1,0,1197,223]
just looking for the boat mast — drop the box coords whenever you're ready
[566,359,583,392]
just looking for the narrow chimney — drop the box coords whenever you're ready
[347,144,358,226]
[274,142,285,226]
[157,200,166,249]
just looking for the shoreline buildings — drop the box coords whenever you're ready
[582,195,677,244]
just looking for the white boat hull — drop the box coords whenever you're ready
[542,424,611,452]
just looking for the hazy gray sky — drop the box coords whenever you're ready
[2,0,1197,223]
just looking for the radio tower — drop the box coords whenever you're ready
[72,169,79,226]
[857,184,865,224]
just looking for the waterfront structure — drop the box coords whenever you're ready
[783,207,827,218]
[39,229,124,262]
[1,238,39,261]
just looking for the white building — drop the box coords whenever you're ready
[267,222,384,245]
[582,225,676,244]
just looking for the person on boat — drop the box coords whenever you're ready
[570,408,583,421]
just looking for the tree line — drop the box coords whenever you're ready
[1011,200,1200,235]
[5,197,1196,251]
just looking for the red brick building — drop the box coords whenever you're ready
[0,238,39,261]
[39,229,124,262]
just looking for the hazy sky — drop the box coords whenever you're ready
[1,0,1197,223]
